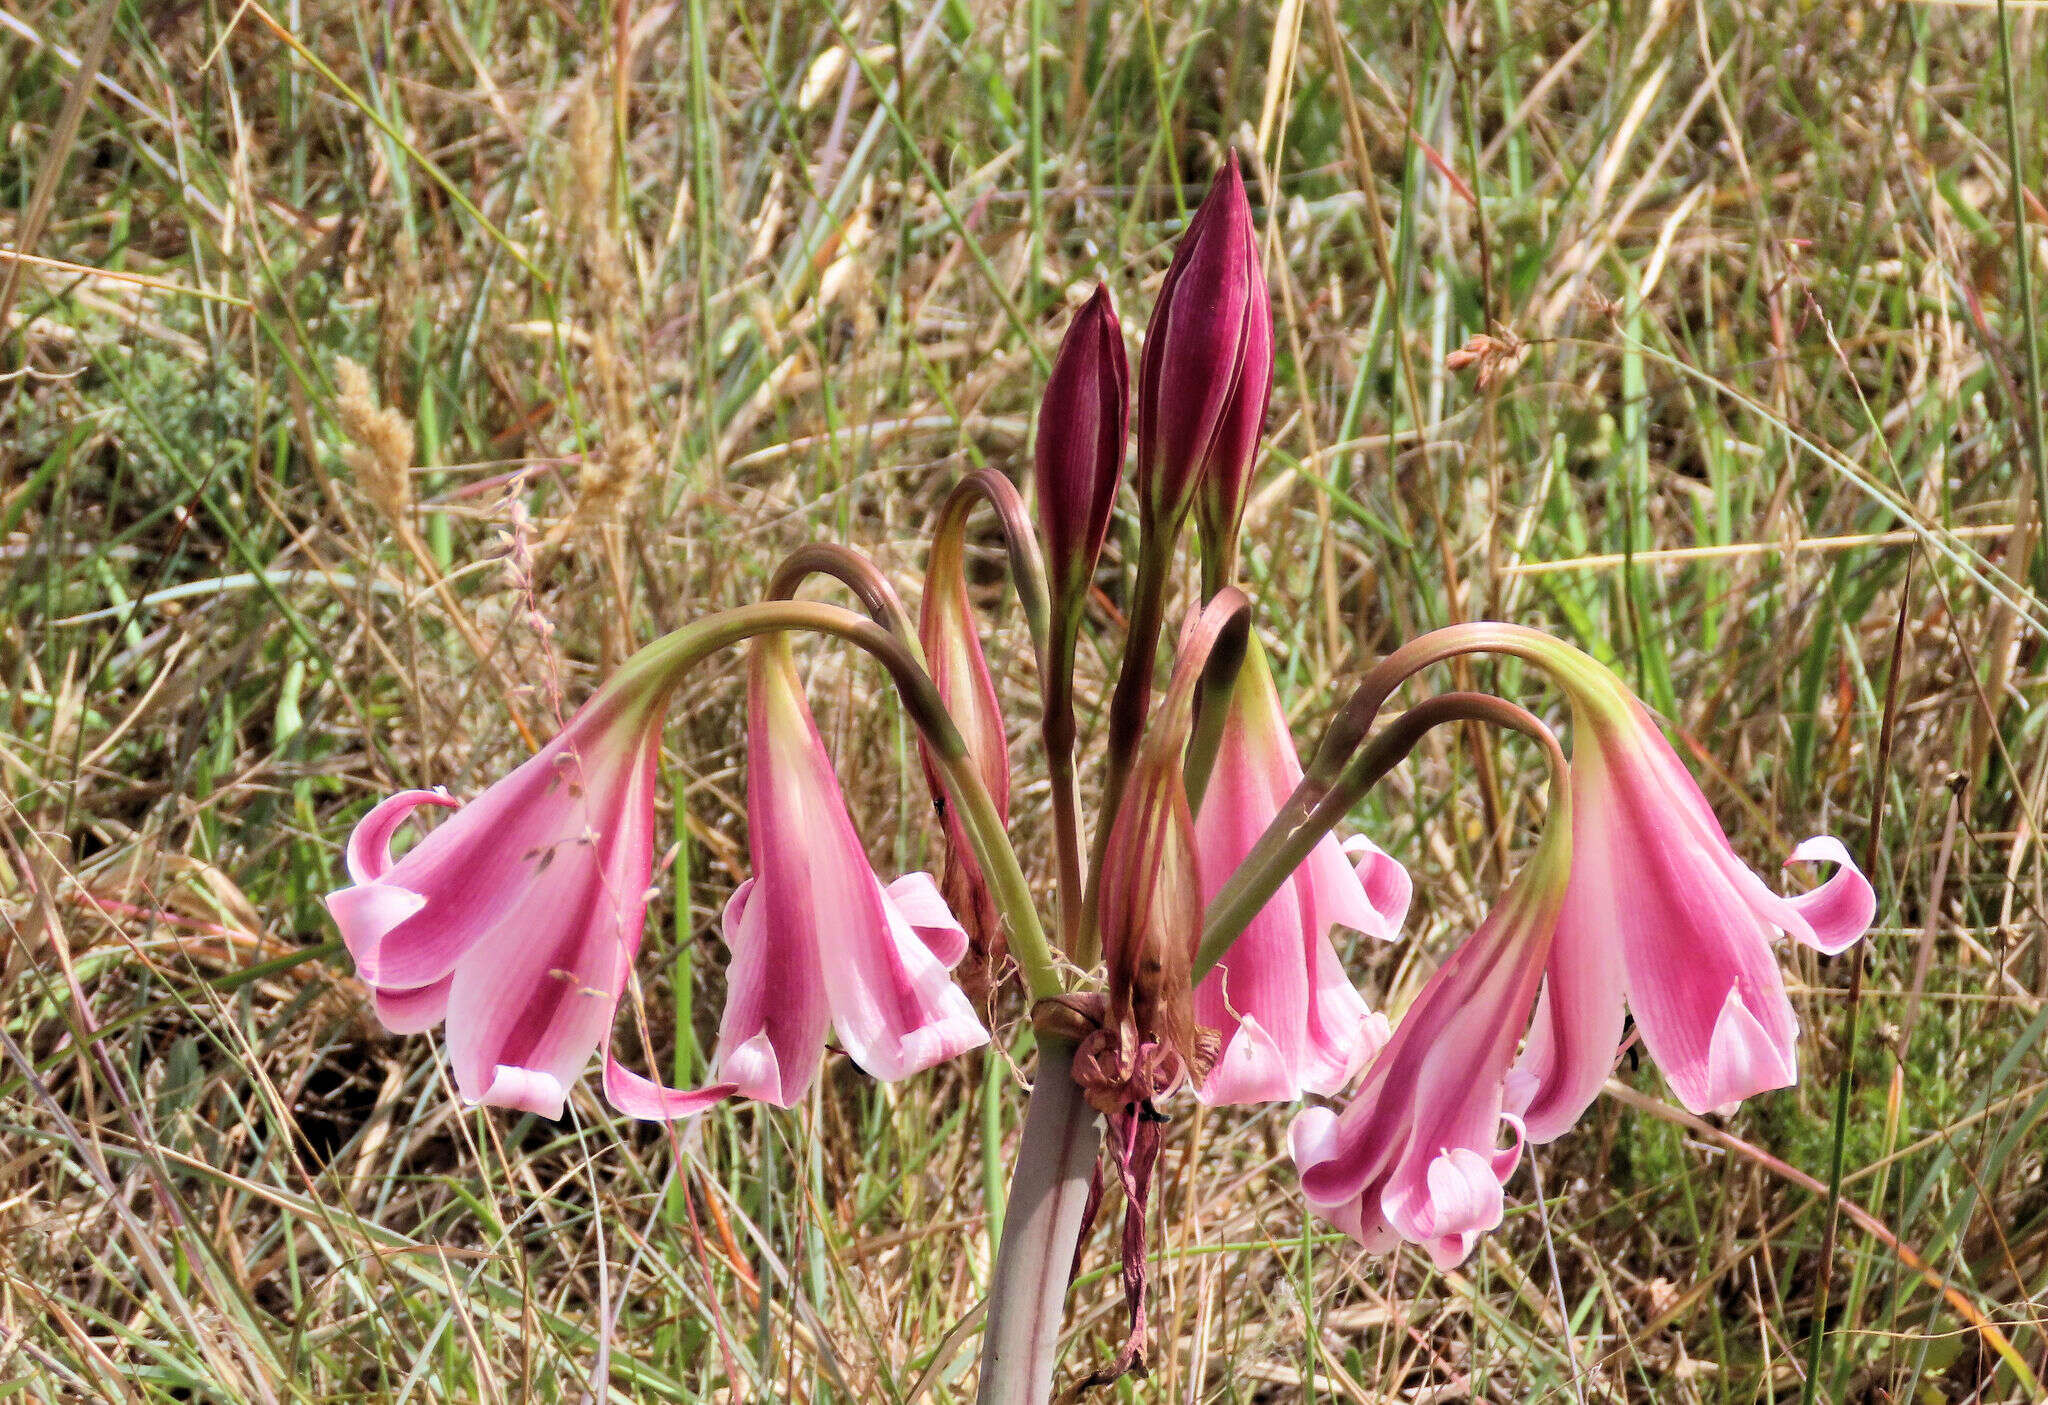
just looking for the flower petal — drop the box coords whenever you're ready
[1701,985,1798,1115]
[1298,951,1382,1097]
[709,879,830,1106]
[1194,900,1312,1104]
[345,788,455,885]
[1294,1114,1409,1261]
[1777,836,1876,955]
[1508,833,1628,1143]
[1289,1105,1342,1180]
[326,881,427,975]
[1492,1114,1527,1183]
[1292,1108,1406,1253]
[1193,640,1387,1104]
[373,974,451,1035]
[716,1031,790,1105]
[1587,739,1803,1120]
[885,871,971,967]
[1424,1148,1504,1235]
[441,742,657,1113]
[1342,834,1414,938]
[1198,1013,1298,1105]
[1407,1146,1505,1269]
[353,722,648,990]
[601,1051,736,1121]
[819,881,989,1082]
[474,1065,568,1119]
[441,882,623,1108]
[745,640,983,1090]
[1297,846,1558,1266]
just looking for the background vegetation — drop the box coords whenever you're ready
[3,0,2045,1399]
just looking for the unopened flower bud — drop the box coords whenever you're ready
[1034,283,1128,613]
[918,531,1012,997]
[1136,152,1271,569]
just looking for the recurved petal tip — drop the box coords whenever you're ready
[718,1030,800,1107]
[1342,834,1414,938]
[1421,1146,1506,1242]
[602,1051,736,1122]
[1780,836,1876,955]
[1288,1104,1342,1182]
[344,787,457,885]
[884,872,971,966]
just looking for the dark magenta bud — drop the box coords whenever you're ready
[1034,283,1129,605]
[1136,152,1272,562]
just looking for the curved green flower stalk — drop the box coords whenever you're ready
[1197,687,1567,981]
[765,541,921,651]
[920,471,1055,988]
[617,601,1061,1003]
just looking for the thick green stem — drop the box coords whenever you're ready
[766,542,920,650]
[974,1037,1101,1405]
[1043,606,1087,956]
[939,468,1054,673]
[612,600,1059,1000]
[1181,624,1249,813]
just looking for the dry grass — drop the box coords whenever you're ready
[2,0,2046,1400]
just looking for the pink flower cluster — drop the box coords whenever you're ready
[325,157,1875,1283]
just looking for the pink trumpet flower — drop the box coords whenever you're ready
[1505,660,1876,1136]
[326,635,987,1122]
[324,683,724,1120]
[708,636,987,1107]
[1291,822,1570,1269]
[1193,640,1406,1104]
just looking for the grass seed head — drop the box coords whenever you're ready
[333,355,414,526]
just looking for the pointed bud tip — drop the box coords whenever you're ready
[1077,280,1121,338]
[1213,149,1248,210]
